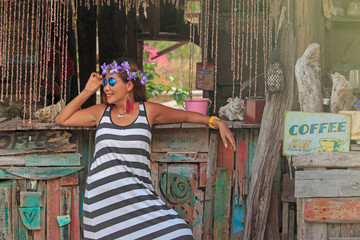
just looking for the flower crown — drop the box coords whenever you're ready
[101,61,148,85]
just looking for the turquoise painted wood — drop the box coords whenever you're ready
[57,215,71,227]
[20,192,43,208]
[0,167,83,180]
[0,187,11,239]
[19,207,41,230]
[26,153,81,167]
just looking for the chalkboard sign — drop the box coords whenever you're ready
[196,63,214,90]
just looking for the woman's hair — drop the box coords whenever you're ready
[113,57,147,102]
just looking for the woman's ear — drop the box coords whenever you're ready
[126,81,134,91]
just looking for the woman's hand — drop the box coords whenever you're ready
[84,72,103,94]
[217,120,236,151]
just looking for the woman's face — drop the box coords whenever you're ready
[103,73,130,104]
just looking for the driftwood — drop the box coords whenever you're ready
[244,16,295,240]
[295,43,323,112]
[330,72,357,113]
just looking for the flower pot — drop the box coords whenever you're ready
[183,98,211,115]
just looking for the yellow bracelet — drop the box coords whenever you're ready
[208,116,220,129]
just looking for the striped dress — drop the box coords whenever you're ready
[83,102,193,240]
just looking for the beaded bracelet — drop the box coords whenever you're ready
[208,116,220,129]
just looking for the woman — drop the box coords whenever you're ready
[55,58,235,240]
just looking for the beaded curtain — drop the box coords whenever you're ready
[0,0,271,123]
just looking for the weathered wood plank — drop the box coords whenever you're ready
[71,186,80,240]
[19,207,41,230]
[20,192,43,207]
[0,156,26,166]
[304,198,360,223]
[289,210,295,240]
[1,167,83,180]
[47,179,61,240]
[193,189,204,240]
[59,187,71,240]
[213,168,233,240]
[165,164,198,228]
[158,163,168,204]
[199,162,207,188]
[150,161,160,197]
[297,198,304,240]
[151,152,208,163]
[282,202,289,240]
[12,180,28,240]
[329,238,360,240]
[304,223,327,240]
[0,187,12,239]
[295,170,360,197]
[293,152,360,169]
[217,132,235,169]
[152,128,209,153]
[202,133,219,240]
[26,153,81,167]
[0,131,76,156]
[34,181,46,240]
[61,172,79,186]
[281,173,295,203]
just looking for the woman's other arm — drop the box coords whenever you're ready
[146,102,236,151]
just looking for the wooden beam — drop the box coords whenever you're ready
[151,41,188,60]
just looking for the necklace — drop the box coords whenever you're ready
[117,108,127,118]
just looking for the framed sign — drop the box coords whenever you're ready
[196,63,214,90]
[283,111,351,156]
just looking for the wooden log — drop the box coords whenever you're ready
[1,167,83,180]
[202,133,219,240]
[244,87,292,239]
[47,179,61,240]
[26,153,81,167]
[295,170,360,198]
[193,189,204,240]
[213,168,233,240]
[293,152,360,169]
[304,198,360,223]
[0,131,76,156]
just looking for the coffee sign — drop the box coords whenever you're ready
[283,111,351,155]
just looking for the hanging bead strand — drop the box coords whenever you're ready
[0,1,8,102]
[5,1,13,100]
[213,0,219,114]
[64,0,70,103]
[254,0,259,96]
[239,0,245,99]
[10,1,18,103]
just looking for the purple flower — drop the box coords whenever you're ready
[110,62,121,74]
[101,63,109,75]
[139,72,147,85]
[121,61,130,72]
[127,72,138,81]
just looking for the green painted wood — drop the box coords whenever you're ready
[26,153,81,167]
[0,170,21,179]
[1,167,83,180]
[0,187,12,239]
[34,181,46,240]
[12,180,28,240]
[0,180,14,187]
[57,215,71,227]
[20,192,43,207]
[19,207,41,230]
[213,168,233,240]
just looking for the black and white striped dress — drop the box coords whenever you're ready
[83,102,193,240]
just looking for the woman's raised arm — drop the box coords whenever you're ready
[55,72,104,127]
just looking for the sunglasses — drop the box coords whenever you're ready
[103,77,116,87]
